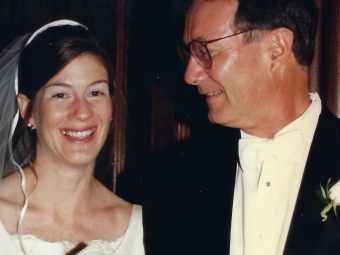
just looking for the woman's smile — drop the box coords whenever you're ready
[61,127,96,139]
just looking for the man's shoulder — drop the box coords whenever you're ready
[310,105,340,158]
[284,106,340,255]
[317,105,340,131]
[310,106,340,156]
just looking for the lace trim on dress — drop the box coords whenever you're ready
[10,233,124,255]
[8,205,141,255]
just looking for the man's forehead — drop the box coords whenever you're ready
[188,0,238,11]
[191,0,236,4]
[184,0,238,41]
[186,0,238,27]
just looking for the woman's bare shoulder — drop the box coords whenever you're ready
[0,172,24,202]
[0,172,25,232]
[94,179,132,213]
[89,180,133,237]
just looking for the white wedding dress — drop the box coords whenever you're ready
[0,205,144,255]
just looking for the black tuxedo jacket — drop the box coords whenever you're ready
[143,106,340,255]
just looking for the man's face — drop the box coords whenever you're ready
[183,0,275,131]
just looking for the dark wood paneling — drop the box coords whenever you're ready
[113,0,129,191]
[318,0,340,116]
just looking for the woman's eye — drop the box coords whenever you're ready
[90,91,104,97]
[53,93,67,98]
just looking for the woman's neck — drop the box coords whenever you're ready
[24,156,98,215]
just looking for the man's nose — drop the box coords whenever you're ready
[68,97,93,121]
[184,56,204,85]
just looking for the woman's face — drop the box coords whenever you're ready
[23,53,113,168]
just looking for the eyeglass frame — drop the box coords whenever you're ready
[181,29,253,69]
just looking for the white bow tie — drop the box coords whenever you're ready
[238,129,304,171]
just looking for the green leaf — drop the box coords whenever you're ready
[320,184,327,199]
[316,191,329,205]
[326,178,332,198]
[327,178,332,186]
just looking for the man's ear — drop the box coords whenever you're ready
[268,28,294,73]
[16,93,35,127]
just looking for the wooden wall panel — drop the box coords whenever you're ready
[311,0,340,116]
[113,0,129,191]
[318,0,340,116]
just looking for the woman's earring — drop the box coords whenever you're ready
[27,123,33,130]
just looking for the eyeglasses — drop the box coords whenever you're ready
[179,30,252,69]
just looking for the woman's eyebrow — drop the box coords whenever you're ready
[44,80,109,89]
[44,83,72,88]
[88,80,109,86]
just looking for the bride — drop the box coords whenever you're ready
[0,20,144,254]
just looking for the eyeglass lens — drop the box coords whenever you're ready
[190,41,211,69]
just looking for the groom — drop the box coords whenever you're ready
[143,0,340,254]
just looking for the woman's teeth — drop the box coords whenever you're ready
[62,129,94,139]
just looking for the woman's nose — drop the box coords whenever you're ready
[68,97,93,121]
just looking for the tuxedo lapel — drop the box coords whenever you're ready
[284,106,340,255]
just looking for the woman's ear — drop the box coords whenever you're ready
[16,94,35,127]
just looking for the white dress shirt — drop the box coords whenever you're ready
[230,93,321,255]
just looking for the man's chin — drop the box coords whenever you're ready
[208,111,238,128]
[208,112,226,126]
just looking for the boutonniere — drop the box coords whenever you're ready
[316,178,340,221]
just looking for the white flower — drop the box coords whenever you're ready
[330,180,340,205]
[317,178,340,221]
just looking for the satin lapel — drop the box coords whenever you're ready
[223,128,240,253]
[284,106,340,255]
